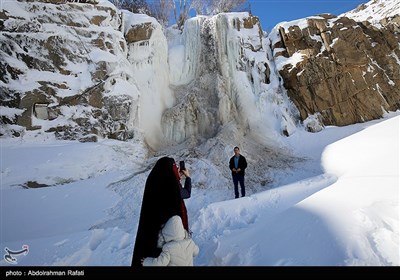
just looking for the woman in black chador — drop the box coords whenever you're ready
[131,156,192,267]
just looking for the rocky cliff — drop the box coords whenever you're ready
[270,0,400,130]
[1,0,399,146]
[0,0,170,145]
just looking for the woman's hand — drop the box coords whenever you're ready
[181,168,190,178]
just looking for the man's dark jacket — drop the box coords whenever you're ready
[229,154,247,176]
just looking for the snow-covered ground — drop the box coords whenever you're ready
[1,112,398,266]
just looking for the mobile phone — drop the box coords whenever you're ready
[179,160,186,171]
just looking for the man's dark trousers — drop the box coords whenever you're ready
[233,174,245,198]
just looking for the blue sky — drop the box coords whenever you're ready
[249,0,369,31]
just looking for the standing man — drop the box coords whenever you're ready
[229,146,248,199]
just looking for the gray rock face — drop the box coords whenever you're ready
[272,12,400,128]
[0,0,138,141]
